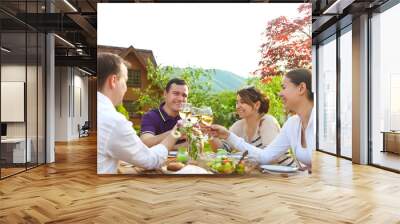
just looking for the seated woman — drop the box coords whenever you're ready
[214,87,293,166]
[208,69,314,172]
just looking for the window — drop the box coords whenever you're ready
[0,1,46,179]
[317,35,337,155]
[339,26,352,158]
[371,3,400,171]
[127,70,141,88]
[316,25,353,159]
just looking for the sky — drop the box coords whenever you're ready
[98,3,302,78]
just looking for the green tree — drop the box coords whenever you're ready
[180,67,212,107]
[132,59,239,128]
[133,60,173,114]
[254,3,311,78]
[134,59,213,114]
[208,91,237,128]
[247,76,286,126]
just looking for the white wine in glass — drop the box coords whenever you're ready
[199,107,213,126]
[179,103,192,119]
[201,115,214,126]
[191,107,201,123]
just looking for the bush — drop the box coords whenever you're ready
[208,91,238,128]
[133,125,141,134]
[115,104,129,120]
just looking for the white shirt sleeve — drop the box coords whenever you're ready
[106,118,168,170]
[227,120,291,164]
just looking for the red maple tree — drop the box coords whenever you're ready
[255,3,312,80]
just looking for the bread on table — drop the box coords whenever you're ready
[167,162,185,171]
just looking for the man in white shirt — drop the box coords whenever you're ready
[97,53,178,174]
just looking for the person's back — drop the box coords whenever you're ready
[97,92,131,173]
[96,53,178,174]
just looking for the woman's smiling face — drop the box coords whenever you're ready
[236,95,259,119]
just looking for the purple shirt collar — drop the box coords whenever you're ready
[158,102,180,122]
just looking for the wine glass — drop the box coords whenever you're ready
[199,106,213,140]
[199,107,213,126]
[191,107,201,124]
[179,103,192,120]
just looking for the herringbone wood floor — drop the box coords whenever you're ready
[1,134,400,224]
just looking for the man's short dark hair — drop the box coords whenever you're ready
[97,53,126,90]
[165,78,187,92]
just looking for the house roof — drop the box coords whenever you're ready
[97,45,157,71]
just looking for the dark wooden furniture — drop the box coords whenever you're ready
[381,131,400,154]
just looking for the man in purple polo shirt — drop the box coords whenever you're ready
[140,78,188,148]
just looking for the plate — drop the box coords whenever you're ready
[260,165,298,173]
[228,153,244,160]
[168,151,177,157]
[161,164,211,174]
[119,161,134,168]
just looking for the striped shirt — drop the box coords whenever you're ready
[228,114,294,166]
[227,107,316,171]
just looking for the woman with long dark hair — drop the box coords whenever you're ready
[208,69,315,172]
[214,86,293,166]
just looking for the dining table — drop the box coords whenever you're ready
[117,155,308,177]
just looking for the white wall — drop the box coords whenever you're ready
[1,65,27,138]
[1,64,36,138]
[54,67,89,141]
[55,66,69,141]
[1,63,46,164]
[72,72,89,138]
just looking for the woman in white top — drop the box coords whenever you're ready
[208,69,315,172]
[215,87,293,166]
